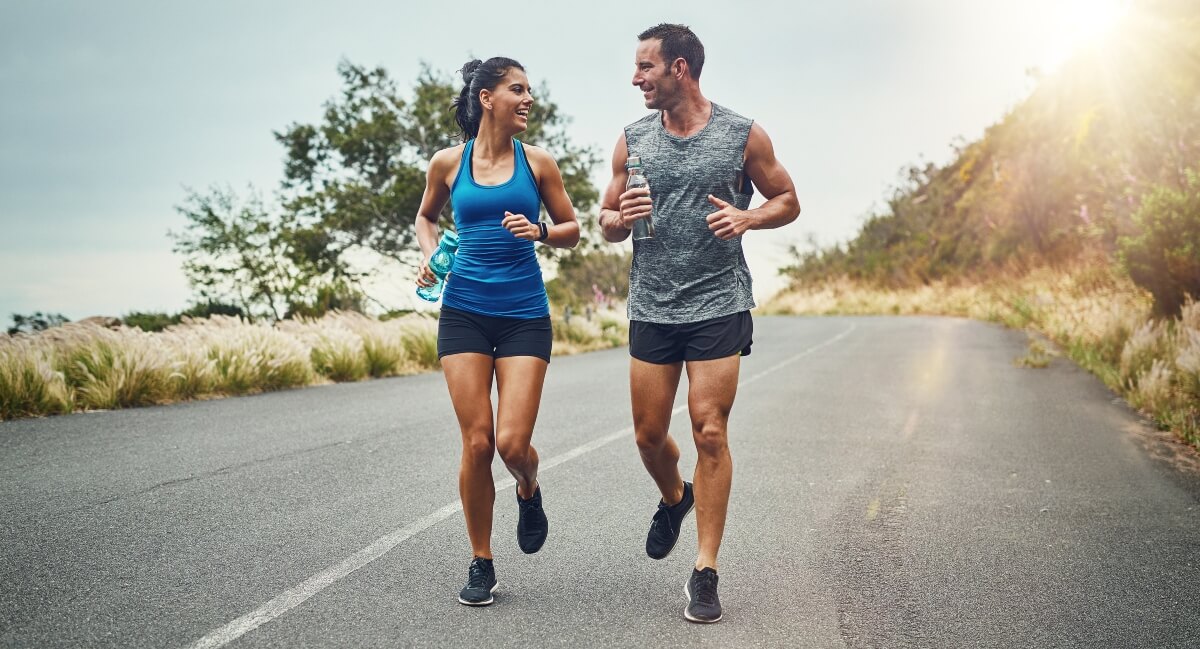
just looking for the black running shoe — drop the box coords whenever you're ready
[684,567,723,623]
[457,557,497,606]
[516,484,547,554]
[646,481,694,559]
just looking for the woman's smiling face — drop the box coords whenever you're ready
[483,67,534,133]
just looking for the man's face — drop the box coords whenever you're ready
[632,39,677,110]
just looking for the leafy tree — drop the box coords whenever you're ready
[1119,168,1200,317]
[273,60,601,270]
[171,188,305,320]
[174,60,605,318]
[7,312,70,335]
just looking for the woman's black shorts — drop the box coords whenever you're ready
[437,306,553,363]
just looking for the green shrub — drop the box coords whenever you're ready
[123,311,179,332]
[1119,169,1200,317]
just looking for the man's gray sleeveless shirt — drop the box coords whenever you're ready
[624,102,756,324]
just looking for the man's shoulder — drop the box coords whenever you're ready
[712,102,752,126]
[624,111,659,134]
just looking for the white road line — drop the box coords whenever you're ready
[184,322,855,649]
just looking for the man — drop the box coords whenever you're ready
[599,23,800,623]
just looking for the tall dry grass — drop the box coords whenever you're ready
[0,306,629,422]
[0,312,440,421]
[764,263,1200,447]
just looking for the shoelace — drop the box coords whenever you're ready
[466,561,491,589]
[692,571,718,605]
[651,501,673,531]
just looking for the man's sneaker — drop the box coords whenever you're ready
[516,484,548,554]
[684,567,723,623]
[457,557,497,606]
[646,481,694,559]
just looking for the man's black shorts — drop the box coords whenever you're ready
[629,311,753,364]
[437,306,552,363]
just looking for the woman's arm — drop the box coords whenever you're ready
[501,144,580,249]
[415,148,456,287]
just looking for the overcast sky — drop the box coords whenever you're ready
[0,0,1107,319]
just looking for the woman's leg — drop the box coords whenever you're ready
[494,356,549,499]
[442,352,498,559]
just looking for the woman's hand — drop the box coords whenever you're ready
[416,256,436,288]
[502,211,541,241]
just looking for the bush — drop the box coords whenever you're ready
[8,312,69,335]
[123,311,179,332]
[1119,168,1200,317]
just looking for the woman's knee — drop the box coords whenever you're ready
[462,430,495,463]
[634,425,671,454]
[496,432,532,466]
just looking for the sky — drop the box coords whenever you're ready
[0,0,1125,320]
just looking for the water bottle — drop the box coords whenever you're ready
[416,231,460,302]
[626,155,655,240]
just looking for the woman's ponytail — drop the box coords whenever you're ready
[449,57,524,142]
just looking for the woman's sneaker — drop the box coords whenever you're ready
[684,567,723,623]
[646,481,694,559]
[516,484,548,554]
[458,557,498,606]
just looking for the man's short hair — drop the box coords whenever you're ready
[638,23,705,80]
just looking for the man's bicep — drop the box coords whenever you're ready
[744,124,795,200]
[602,133,630,210]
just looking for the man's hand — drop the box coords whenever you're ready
[618,187,653,230]
[705,195,755,240]
[502,211,541,240]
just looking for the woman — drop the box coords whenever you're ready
[414,57,580,606]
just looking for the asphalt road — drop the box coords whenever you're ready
[1,316,1198,648]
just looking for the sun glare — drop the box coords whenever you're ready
[1041,0,1131,70]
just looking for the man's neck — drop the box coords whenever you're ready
[660,91,712,138]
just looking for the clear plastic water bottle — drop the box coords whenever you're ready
[626,155,655,240]
[416,231,460,302]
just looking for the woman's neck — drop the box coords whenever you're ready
[473,125,516,159]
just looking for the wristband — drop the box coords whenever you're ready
[537,221,549,241]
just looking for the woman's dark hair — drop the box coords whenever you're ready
[451,56,525,141]
[638,24,705,80]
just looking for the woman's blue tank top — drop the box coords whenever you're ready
[442,138,549,318]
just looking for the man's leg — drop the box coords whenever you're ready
[685,354,740,571]
[631,357,685,504]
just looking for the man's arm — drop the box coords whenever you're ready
[705,122,800,240]
[599,133,637,243]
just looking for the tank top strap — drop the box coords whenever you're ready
[451,139,475,191]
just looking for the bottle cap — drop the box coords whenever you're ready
[626,155,642,169]
[441,230,460,251]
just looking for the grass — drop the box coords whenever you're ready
[764,261,1200,448]
[0,308,627,422]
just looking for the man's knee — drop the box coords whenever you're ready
[691,419,728,457]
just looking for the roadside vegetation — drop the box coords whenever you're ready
[771,0,1200,447]
[0,309,629,421]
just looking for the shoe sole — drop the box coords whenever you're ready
[457,582,499,606]
[682,582,722,624]
[648,499,695,560]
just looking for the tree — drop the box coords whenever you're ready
[1119,168,1200,317]
[272,60,601,271]
[7,312,69,335]
[173,60,605,318]
[171,188,305,320]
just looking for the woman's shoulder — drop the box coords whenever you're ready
[519,142,559,170]
[429,143,467,178]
